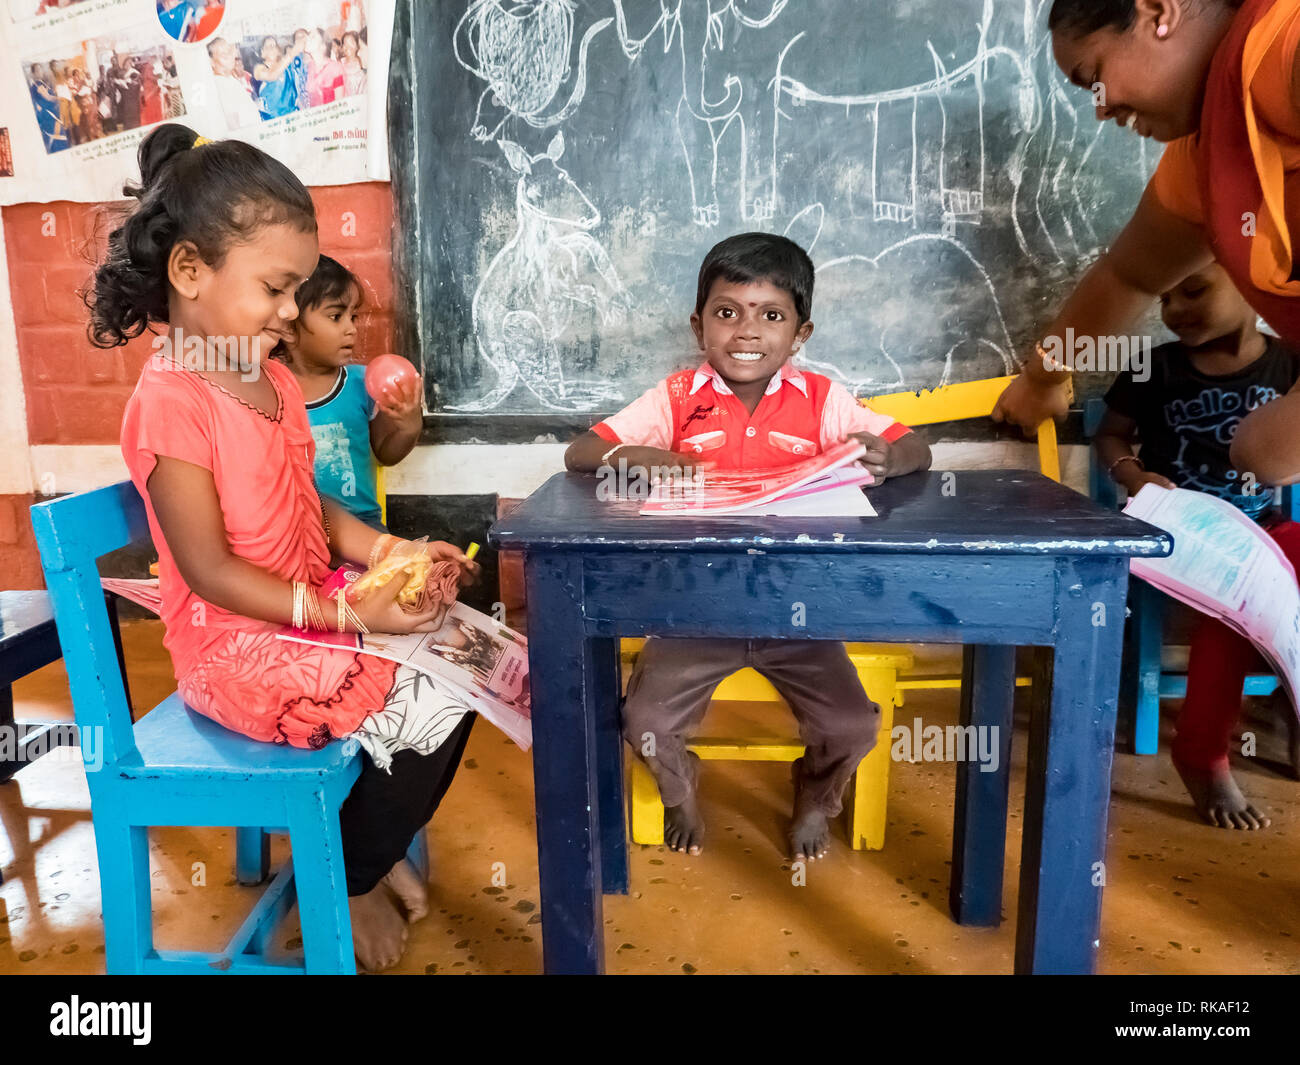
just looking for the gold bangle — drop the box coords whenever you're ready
[304,586,327,631]
[291,581,304,630]
[1108,454,1144,479]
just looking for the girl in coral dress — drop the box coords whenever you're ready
[90,123,477,972]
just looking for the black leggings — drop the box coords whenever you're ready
[338,711,476,895]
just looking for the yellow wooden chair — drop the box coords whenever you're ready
[626,374,1066,851]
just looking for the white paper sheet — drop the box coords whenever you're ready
[1124,485,1299,715]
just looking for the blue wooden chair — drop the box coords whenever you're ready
[30,479,417,974]
[1084,398,1291,754]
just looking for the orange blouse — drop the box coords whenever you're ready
[1152,0,1300,294]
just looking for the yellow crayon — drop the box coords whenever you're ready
[465,542,481,561]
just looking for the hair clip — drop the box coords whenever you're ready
[193,135,213,147]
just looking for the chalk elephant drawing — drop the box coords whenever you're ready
[613,0,788,228]
[450,132,631,413]
[784,204,1015,393]
[453,0,613,143]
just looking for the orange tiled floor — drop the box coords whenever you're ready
[1,619,1297,974]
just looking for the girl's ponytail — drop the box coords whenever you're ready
[86,122,317,348]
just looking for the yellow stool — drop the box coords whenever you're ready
[624,640,913,851]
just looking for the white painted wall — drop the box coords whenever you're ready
[29,441,1092,499]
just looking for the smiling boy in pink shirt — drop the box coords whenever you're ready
[566,233,930,861]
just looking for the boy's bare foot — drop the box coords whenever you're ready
[349,883,409,972]
[382,857,430,923]
[664,791,705,854]
[1173,755,1270,830]
[789,758,830,861]
[662,750,704,854]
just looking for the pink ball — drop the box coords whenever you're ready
[364,354,419,405]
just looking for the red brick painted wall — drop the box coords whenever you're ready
[1,180,395,588]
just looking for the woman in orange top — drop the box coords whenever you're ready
[994,0,1300,828]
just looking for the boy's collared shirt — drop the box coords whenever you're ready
[593,361,911,470]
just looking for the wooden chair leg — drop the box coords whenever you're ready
[286,793,355,975]
[628,757,664,845]
[848,684,895,851]
[95,817,152,974]
[1128,582,1163,756]
[235,826,270,885]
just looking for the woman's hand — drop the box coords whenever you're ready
[991,373,1072,431]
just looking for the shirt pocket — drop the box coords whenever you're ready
[768,430,819,457]
[680,429,726,454]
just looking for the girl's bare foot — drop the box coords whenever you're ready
[349,883,408,971]
[382,857,430,923]
[1172,754,1270,830]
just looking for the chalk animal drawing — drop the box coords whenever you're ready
[450,133,631,413]
[453,0,613,142]
[784,204,1015,393]
[613,0,787,227]
[770,0,1038,231]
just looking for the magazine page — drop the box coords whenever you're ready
[277,567,532,749]
[754,482,877,517]
[1124,485,1300,713]
[640,440,868,515]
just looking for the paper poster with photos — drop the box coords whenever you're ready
[0,0,390,205]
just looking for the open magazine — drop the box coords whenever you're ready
[1124,485,1299,718]
[100,567,532,748]
[275,566,532,750]
[640,440,874,516]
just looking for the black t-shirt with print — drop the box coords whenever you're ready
[1103,337,1299,520]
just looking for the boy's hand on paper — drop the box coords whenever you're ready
[848,431,897,481]
[1122,470,1177,495]
[629,447,713,480]
[418,539,482,587]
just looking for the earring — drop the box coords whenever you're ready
[1156,23,1168,38]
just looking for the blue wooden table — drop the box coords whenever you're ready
[489,469,1172,975]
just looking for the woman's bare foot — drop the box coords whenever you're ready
[789,758,831,861]
[1173,755,1270,830]
[349,883,408,971]
[382,857,430,923]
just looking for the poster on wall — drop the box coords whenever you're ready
[0,0,391,204]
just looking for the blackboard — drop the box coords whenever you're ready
[389,0,1160,430]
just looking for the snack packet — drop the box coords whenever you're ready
[346,537,461,614]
